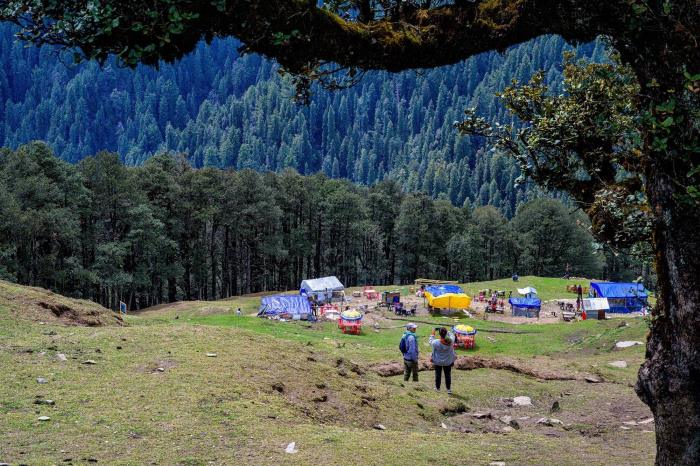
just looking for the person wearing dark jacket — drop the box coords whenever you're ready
[429,327,457,394]
[402,323,419,382]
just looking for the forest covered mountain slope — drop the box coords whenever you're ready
[0,24,606,216]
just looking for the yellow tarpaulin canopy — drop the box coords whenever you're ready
[454,324,476,334]
[424,292,472,310]
[340,309,362,320]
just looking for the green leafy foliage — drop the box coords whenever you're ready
[458,53,653,249]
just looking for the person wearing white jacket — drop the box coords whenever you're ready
[429,327,457,394]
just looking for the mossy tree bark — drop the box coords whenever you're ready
[639,153,700,465]
[633,43,700,464]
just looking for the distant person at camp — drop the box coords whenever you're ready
[400,323,419,382]
[429,327,457,394]
[236,308,242,315]
[577,284,583,300]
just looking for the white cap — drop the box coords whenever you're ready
[406,323,417,329]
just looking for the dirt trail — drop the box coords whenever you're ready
[372,355,580,381]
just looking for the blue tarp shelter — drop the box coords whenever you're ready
[425,284,464,296]
[589,282,648,313]
[424,285,472,310]
[508,297,541,318]
[258,295,312,317]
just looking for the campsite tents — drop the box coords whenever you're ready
[299,276,345,304]
[424,284,472,310]
[582,297,610,320]
[517,286,538,297]
[258,295,312,318]
[589,282,648,313]
[508,297,541,318]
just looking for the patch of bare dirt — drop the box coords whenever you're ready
[36,301,116,326]
[228,290,281,299]
[372,355,580,381]
[442,388,653,438]
[469,301,562,324]
[198,306,231,315]
[133,300,197,315]
[135,359,179,374]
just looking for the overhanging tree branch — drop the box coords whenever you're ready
[0,0,614,73]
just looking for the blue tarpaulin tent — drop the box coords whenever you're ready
[589,282,648,313]
[425,284,464,296]
[258,295,312,317]
[508,297,541,318]
[424,285,472,310]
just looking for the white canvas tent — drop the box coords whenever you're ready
[300,276,345,303]
[582,298,610,311]
[517,286,538,296]
[582,297,610,320]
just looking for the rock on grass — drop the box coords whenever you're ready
[512,396,532,406]
[615,341,643,349]
[34,398,55,406]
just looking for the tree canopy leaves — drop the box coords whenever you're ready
[458,53,653,248]
[0,142,621,310]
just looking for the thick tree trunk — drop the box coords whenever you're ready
[222,226,229,298]
[210,223,217,299]
[627,28,700,459]
[184,261,191,301]
[168,276,177,303]
[636,159,700,465]
[231,237,238,296]
[314,217,322,277]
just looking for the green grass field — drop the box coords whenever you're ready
[0,278,655,465]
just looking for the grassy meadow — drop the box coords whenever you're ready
[0,277,654,465]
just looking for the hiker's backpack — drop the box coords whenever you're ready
[399,333,412,354]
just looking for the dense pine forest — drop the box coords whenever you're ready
[0,26,645,310]
[0,142,644,310]
[0,24,607,215]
